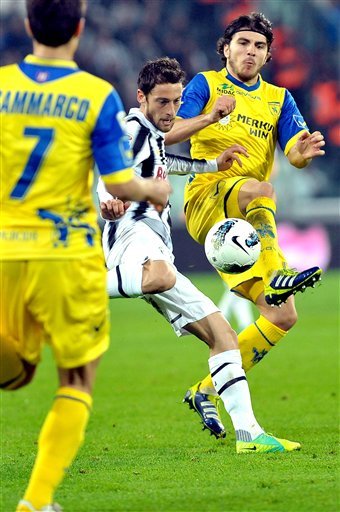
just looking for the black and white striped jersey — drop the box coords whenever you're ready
[98,107,218,254]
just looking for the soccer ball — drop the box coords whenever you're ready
[204,218,261,274]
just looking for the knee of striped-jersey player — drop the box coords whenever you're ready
[142,260,176,294]
[187,312,239,354]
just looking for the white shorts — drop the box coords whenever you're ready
[106,221,219,337]
[105,221,174,268]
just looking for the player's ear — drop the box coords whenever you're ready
[223,43,230,60]
[75,18,85,37]
[24,18,33,38]
[265,51,272,63]
[137,89,146,105]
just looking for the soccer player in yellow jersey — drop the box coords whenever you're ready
[0,1,169,511]
[166,13,325,438]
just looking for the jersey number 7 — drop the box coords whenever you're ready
[10,127,54,199]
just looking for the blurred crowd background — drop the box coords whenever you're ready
[1,0,339,267]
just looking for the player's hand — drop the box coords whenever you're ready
[216,144,249,171]
[145,178,172,213]
[100,198,131,220]
[208,96,236,124]
[296,131,325,159]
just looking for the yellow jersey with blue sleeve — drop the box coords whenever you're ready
[0,55,134,260]
[178,68,308,186]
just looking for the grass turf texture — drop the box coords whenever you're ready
[1,270,338,512]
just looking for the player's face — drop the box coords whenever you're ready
[137,83,183,132]
[224,31,269,85]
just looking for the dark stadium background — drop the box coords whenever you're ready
[1,0,339,270]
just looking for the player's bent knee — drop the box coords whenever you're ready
[0,361,36,391]
[256,181,275,199]
[279,310,298,331]
[271,307,298,331]
[188,312,239,352]
[155,266,176,292]
[142,260,176,293]
[58,358,100,395]
[240,180,276,210]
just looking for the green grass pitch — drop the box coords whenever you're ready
[1,270,338,512]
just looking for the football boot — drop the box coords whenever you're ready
[265,266,322,306]
[183,382,226,439]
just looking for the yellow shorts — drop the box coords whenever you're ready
[184,176,286,302]
[1,256,110,368]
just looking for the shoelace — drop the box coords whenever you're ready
[275,268,297,277]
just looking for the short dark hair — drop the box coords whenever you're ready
[217,12,274,65]
[26,0,85,47]
[137,57,186,96]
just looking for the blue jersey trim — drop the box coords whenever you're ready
[226,72,261,92]
[177,74,210,118]
[19,62,79,83]
[278,90,308,151]
[92,90,133,175]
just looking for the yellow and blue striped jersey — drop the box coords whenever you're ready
[178,68,308,185]
[0,55,134,260]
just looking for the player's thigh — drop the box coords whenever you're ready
[27,256,110,369]
[0,261,44,365]
[230,278,265,304]
[144,271,219,337]
[185,177,250,245]
[108,222,174,268]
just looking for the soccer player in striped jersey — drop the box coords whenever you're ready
[165,12,325,439]
[98,57,301,456]
[0,2,169,511]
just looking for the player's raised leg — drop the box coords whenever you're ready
[107,259,176,298]
[240,181,322,306]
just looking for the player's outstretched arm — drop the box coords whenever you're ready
[165,96,236,146]
[166,144,248,176]
[106,176,171,213]
[287,130,325,168]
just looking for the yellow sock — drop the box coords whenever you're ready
[198,316,286,392]
[237,315,287,372]
[23,386,92,509]
[0,335,27,390]
[245,197,280,285]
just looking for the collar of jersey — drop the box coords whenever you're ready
[24,54,78,69]
[225,70,261,92]
[127,108,165,139]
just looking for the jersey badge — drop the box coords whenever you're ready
[268,101,281,117]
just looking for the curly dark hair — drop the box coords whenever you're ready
[217,12,274,65]
[137,57,186,95]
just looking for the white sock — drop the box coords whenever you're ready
[107,263,143,298]
[209,349,263,440]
